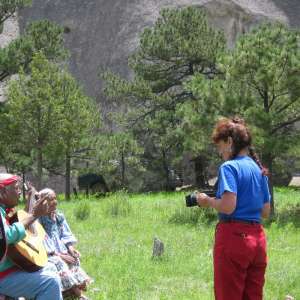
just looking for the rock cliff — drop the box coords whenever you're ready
[18,0,300,99]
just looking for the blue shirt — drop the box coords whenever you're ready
[216,156,271,222]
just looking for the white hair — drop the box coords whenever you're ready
[39,188,56,199]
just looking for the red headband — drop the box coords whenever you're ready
[0,175,20,189]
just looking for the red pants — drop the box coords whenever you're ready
[214,222,267,300]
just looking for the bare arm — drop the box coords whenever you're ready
[261,202,271,219]
[20,211,50,229]
[197,191,237,214]
[21,214,39,229]
[21,196,57,229]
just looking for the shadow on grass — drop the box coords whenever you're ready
[264,203,300,228]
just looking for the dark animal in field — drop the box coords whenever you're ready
[78,173,109,195]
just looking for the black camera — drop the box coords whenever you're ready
[185,190,216,207]
[185,192,198,207]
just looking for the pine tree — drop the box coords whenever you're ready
[104,7,225,189]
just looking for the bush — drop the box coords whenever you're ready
[276,203,300,227]
[74,201,91,221]
[168,207,216,225]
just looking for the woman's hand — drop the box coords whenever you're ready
[59,253,77,264]
[196,193,210,207]
[68,245,81,258]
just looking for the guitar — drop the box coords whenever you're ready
[7,185,48,272]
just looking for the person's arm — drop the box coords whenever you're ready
[0,206,25,244]
[261,175,271,219]
[2,196,56,245]
[21,196,57,229]
[261,202,271,219]
[59,213,77,245]
[3,215,26,245]
[21,214,39,230]
[197,163,237,214]
[197,191,237,214]
[61,217,80,258]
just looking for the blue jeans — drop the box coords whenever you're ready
[0,266,62,300]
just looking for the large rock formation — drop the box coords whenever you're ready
[18,0,300,100]
[0,15,19,102]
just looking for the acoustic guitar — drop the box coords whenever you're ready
[7,185,48,272]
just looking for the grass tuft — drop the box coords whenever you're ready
[105,191,132,217]
[74,200,91,221]
[169,207,217,225]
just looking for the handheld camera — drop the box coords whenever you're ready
[185,190,216,207]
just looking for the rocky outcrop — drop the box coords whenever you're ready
[0,14,19,48]
[0,15,19,102]
[18,0,299,100]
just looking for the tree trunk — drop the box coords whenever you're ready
[193,154,208,189]
[65,151,71,201]
[85,161,89,196]
[22,171,26,202]
[162,149,172,191]
[37,146,43,190]
[121,151,125,188]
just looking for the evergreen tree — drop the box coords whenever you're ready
[189,22,300,212]
[0,1,70,190]
[104,7,225,190]
[91,132,144,191]
[2,53,99,194]
[56,71,99,200]
[0,19,67,82]
[1,53,63,188]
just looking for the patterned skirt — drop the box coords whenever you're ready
[47,255,91,292]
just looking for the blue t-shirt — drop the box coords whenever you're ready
[216,156,271,222]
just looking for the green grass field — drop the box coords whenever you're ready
[58,188,300,300]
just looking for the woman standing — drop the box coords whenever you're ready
[196,117,271,300]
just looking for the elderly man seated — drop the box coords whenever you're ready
[0,174,63,300]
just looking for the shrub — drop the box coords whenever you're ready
[276,203,300,227]
[74,201,91,221]
[168,207,216,225]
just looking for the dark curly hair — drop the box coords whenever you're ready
[212,117,269,175]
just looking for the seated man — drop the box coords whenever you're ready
[0,174,63,300]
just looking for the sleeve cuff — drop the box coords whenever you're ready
[14,222,26,242]
[62,237,77,245]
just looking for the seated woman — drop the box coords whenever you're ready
[38,188,92,300]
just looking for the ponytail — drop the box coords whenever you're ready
[248,146,269,176]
